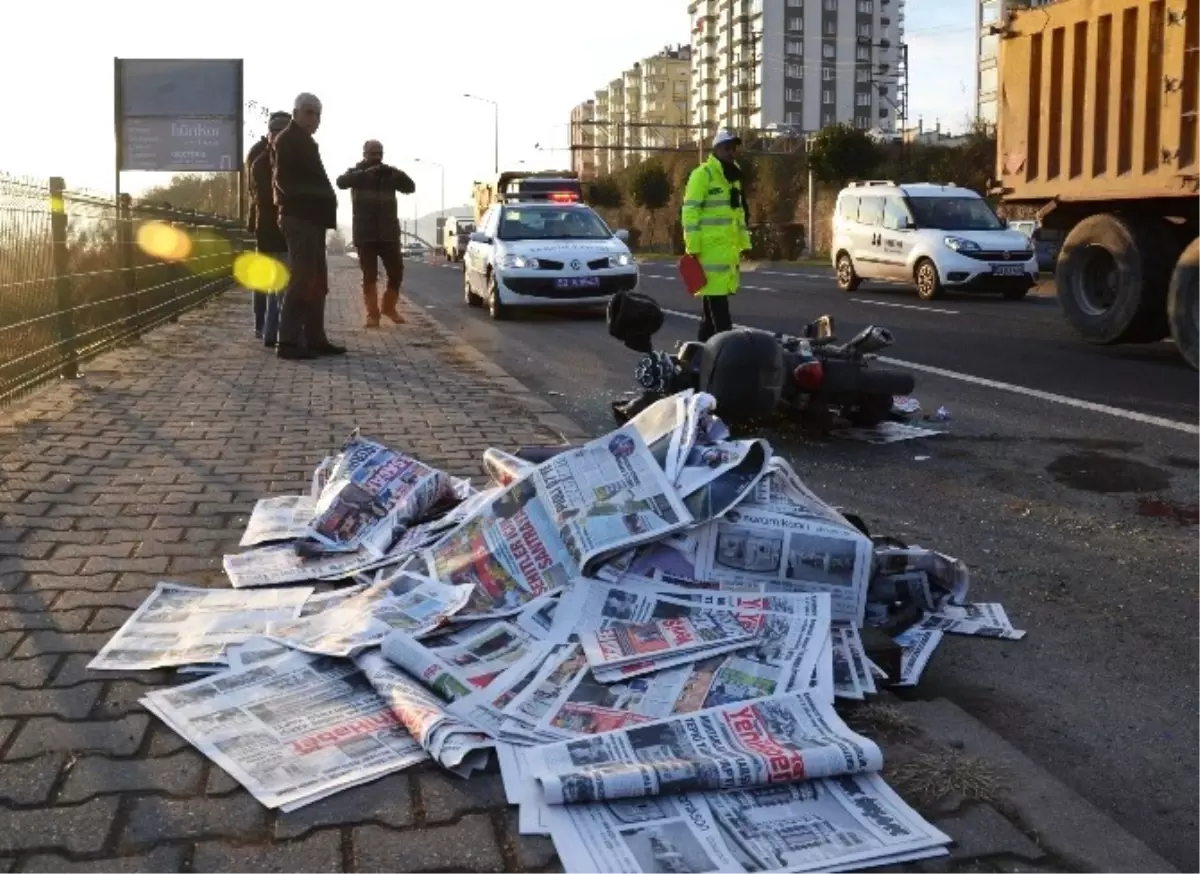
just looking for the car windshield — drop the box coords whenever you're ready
[497,206,612,241]
[907,196,1004,231]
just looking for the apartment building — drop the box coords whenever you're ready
[570,100,597,181]
[976,0,1052,128]
[688,0,905,135]
[570,45,691,176]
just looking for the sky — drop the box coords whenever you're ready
[0,0,976,229]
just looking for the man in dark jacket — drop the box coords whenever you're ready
[247,111,291,346]
[272,92,344,360]
[336,140,415,327]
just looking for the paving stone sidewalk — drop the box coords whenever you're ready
[0,259,1174,873]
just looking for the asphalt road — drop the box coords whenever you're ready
[397,256,1199,870]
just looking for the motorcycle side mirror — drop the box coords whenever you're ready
[803,315,835,340]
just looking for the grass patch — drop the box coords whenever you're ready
[843,702,920,741]
[889,751,1006,808]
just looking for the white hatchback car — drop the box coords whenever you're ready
[463,201,638,319]
[831,181,1038,300]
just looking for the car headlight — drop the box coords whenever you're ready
[610,253,635,268]
[497,254,539,270]
[943,236,981,253]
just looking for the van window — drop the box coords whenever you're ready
[857,196,883,227]
[836,194,859,221]
[907,196,1003,231]
[881,197,911,230]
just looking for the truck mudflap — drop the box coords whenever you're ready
[1168,239,1199,370]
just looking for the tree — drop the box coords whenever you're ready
[806,124,881,183]
[630,160,672,244]
[587,176,623,209]
[138,173,239,218]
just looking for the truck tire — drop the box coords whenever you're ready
[1056,213,1172,344]
[1168,239,1199,370]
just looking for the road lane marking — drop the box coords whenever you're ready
[854,299,958,315]
[658,307,1198,434]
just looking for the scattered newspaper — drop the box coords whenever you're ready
[355,650,493,776]
[381,621,538,701]
[239,496,317,547]
[424,425,691,620]
[527,690,882,804]
[691,504,874,623]
[482,447,536,487]
[298,585,368,617]
[831,421,944,443]
[265,579,473,658]
[676,439,771,523]
[893,626,944,687]
[140,651,428,810]
[89,583,311,670]
[542,773,950,873]
[919,602,1026,639]
[223,543,377,589]
[305,432,452,557]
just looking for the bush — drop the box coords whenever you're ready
[630,160,672,211]
[807,124,881,183]
[587,176,623,209]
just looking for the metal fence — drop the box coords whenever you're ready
[0,173,250,404]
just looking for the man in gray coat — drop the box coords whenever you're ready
[336,140,415,327]
[272,92,344,360]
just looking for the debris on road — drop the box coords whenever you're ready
[87,390,1024,873]
[831,421,945,443]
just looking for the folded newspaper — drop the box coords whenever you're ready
[84,393,1029,872]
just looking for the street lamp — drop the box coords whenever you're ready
[464,93,499,175]
[413,157,445,226]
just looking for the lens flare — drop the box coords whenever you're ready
[135,221,192,261]
[234,252,290,293]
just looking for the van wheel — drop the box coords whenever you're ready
[1056,213,1173,344]
[835,252,860,291]
[1168,239,1199,370]
[464,266,480,306]
[915,258,944,300]
[487,272,509,320]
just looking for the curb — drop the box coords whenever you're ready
[394,293,591,446]
[895,697,1178,873]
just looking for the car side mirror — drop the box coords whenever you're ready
[614,229,630,243]
[999,217,1009,228]
[469,231,492,244]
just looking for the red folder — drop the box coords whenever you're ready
[678,254,707,296]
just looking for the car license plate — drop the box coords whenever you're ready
[991,264,1024,277]
[554,276,601,290]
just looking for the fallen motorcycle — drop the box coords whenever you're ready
[606,291,916,429]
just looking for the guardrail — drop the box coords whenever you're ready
[0,174,251,404]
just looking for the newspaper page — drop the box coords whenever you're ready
[223,543,377,589]
[306,433,451,557]
[354,651,493,777]
[298,585,368,617]
[743,457,850,528]
[873,547,970,607]
[89,583,311,670]
[676,439,771,524]
[226,636,293,670]
[841,623,878,696]
[381,621,537,702]
[893,626,944,687]
[140,651,427,810]
[831,421,945,444]
[515,591,561,640]
[239,496,318,547]
[692,504,873,624]
[264,580,473,658]
[831,625,864,701]
[425,425,691,620]
[483,447,537,487]
[527,691,882,805]
[311,455,336,498]
[542,772,950,873]
[919,602,1026,639]
[625,391,691,481]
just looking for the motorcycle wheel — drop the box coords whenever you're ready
[846,394,894,427]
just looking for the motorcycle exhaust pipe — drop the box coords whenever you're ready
[845,326,895,356]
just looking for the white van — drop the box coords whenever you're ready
[443,216,476,262]
[831,181,1038,300]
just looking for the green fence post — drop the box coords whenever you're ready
[118,193,137,333]
[49,177,78,379]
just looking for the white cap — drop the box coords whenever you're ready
[712,130,742,148]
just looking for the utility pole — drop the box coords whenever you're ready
[805,135,815,257]
[745,30,760,131]
[725,0,734,127]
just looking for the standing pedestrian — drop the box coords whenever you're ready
[248,111,292,347]
[681,130,752,342]
[336,140,415,327]
[272,92,344,360]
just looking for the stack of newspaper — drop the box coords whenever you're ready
[85,390,1027,872]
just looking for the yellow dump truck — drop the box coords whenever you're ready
[472,170,582,223]
[994,0,1198,368]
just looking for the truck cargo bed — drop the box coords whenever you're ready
[997,0,1199,204]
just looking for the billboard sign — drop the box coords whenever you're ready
[116,58,243,173]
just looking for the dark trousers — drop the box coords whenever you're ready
[356,240,404,318]
[698,295,733,342]
[278,216,330,348]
